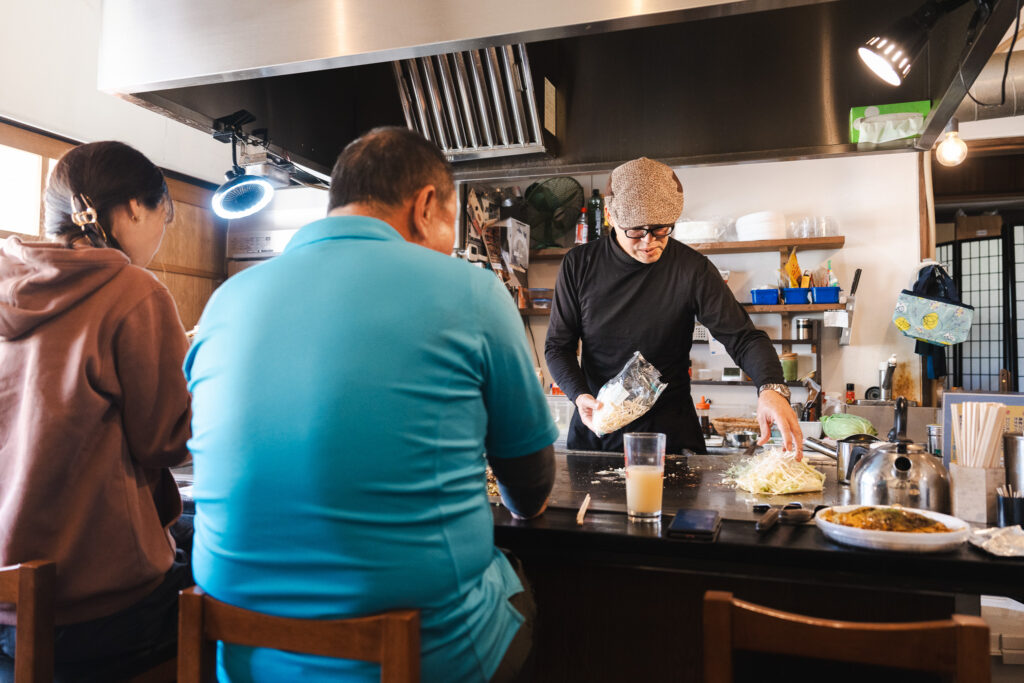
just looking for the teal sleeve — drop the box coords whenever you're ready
[476,273,559,459]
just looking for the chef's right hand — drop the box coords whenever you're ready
[575,394,603,435]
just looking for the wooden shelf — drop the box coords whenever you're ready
[692,338,817,345]
[528,237,844,260]
[527,304,843,316]
[691,236,845,254]
[690,380,806,387]
[742,303,844,313]
[529,248,571,260]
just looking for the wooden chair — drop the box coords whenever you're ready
[0,561,55,683]
[124,657,177,683]
[178,586,420,683]
[703,590,990,683]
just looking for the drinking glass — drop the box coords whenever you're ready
[624,432,666,522]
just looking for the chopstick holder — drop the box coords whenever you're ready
[950,463,1002,525]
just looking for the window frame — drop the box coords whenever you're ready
[936,218,1023,392]
[0,120,74,241]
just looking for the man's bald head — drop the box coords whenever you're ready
[328,127,454,212]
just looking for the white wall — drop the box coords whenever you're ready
[0,1,225,183]
[525,151,925,415]
[960,114,1024,141]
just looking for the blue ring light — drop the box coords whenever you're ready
[212,172,274,220]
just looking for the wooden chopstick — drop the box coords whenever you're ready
[576,494,592,526]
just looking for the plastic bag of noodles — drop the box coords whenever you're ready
[591,351,667,436]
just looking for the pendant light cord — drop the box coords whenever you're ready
[959,0,1022,107]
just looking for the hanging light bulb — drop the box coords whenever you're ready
[935,118,968,167]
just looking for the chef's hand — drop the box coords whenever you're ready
[757,390,804,460]
[575,394,603,435]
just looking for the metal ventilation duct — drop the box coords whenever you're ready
[392,44,545,162]
[954,50,1024,123]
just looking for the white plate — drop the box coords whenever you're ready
[815,505,969,553]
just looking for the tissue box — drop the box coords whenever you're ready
[849,100,931,144]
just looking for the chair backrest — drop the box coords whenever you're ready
[0,561,56,683]
[178,586,420,683]
[703,590,990,683]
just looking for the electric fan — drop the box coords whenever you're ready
[524,177,584,250]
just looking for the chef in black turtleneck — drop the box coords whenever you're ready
[544,157,803,457]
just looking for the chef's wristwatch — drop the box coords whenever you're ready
[757,383,791,401]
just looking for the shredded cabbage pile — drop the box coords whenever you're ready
[723,447,826,495]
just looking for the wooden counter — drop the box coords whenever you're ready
[491,451,1021,682]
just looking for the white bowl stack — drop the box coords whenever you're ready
[673,219,720,244]
[735,211,787,241]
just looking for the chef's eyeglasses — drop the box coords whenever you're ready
[621,224,674,239]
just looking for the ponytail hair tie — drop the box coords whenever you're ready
[71,194,98,228]
[69,194,113,248]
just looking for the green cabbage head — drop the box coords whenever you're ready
[819,413,878,440]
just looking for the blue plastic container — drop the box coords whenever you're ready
[782,287,811,305]
[811,286,840,304]
[750,288,780,305]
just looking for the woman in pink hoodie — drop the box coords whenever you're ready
[0,141,193,681]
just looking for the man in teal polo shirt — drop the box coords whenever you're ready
[184,127,557,682]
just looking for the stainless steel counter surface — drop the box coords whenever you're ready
[544,449,849,521]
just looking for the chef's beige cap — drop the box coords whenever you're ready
[607,157,684,228]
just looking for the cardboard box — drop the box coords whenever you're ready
[955,214,1003,240]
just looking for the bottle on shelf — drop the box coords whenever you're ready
[845,383,855,405]
[696,396,712,437]
[574,207,588,245]
[587,189,604,242]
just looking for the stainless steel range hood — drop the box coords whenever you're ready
[98,0,804,93]
[99,0,1020,178]
[392,45,545,161]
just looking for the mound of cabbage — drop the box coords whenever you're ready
[820,413,877,440]
[723,447,825,495]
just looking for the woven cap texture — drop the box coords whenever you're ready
[607,157,684,228]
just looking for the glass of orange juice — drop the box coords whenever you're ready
[624,432,666,522]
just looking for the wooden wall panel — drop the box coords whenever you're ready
[0,123,73,161]
[149,179,227,329]
[931,152,1024,198]
[152,199,226,277]
[147,269,218,332]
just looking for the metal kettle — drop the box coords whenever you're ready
[848,397,952,513]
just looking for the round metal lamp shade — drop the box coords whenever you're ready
[857,16,930,87]
[212,174,274,219]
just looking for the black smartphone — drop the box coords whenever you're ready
[667,509,721,541]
